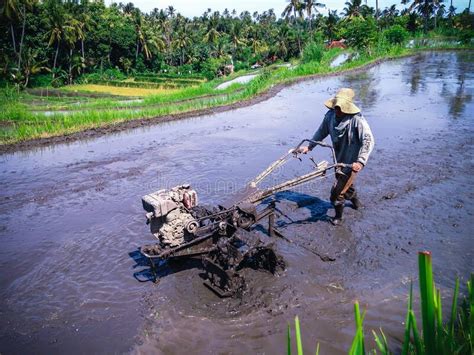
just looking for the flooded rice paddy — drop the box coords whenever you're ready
[0,51,473,354]
[216,74,258,90]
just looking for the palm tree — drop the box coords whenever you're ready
[323,9,339,41]
[303,0,325,31]
[174,26,191,65]
[343,0,364,19]
[282,0,304,55]
[204,14,220,48]
[47,13,65,78]
[229,22,246,59]
[402,0,437,32]
[63,16,81,84]
[166,5,175,18]
[275,24,290,59]
[12,48,49,88]
[1,0,19,55]
[77,12,91,64]
[17,0,36,69]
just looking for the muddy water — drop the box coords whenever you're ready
[1,51,473,354]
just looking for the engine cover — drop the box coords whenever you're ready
[142,185,198,246]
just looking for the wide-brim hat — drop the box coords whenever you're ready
[324,88,360,114]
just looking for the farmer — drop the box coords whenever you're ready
[298,88,374,225]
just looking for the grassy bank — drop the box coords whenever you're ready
[1,43,472,147]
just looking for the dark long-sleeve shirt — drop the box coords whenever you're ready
[309,110,374,166]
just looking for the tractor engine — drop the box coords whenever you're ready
[142,185,198,247]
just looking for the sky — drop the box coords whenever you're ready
[106,0,471,17]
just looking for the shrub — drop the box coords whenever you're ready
[384,25,410,45]
[302,41,325,63]
[200,57,225,80]
[341,16,378,51]
[459,29,474,44]
[234,61,249,71]
[102,68,126,81]
[28,74,54,88]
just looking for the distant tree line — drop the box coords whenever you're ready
[0,0,472,88]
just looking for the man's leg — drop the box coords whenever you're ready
[344,184,362,210]
[330,171,357,225]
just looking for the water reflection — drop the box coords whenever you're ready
[404,55,427,95]
[442,53,473,119]
[341,70,379,109]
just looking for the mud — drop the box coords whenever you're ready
[0,51,473,354]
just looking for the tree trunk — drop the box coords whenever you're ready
[52,42,59,78]
[69,48,73,84]
[17,5,26,69]
[81,38,85,62]
[376,0,379,20]
[469,0,471,12]
[136,40,139,61]
[10,24,17,55]
[24,71,30,87]
[424,0,429,33]
[294,8,301,56]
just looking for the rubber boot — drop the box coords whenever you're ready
[350,197,362,210]
[331,204,344,226]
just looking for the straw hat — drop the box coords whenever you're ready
[324,88,360,114]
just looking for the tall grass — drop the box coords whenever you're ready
[1,40,472,146]
[287,252,473,354]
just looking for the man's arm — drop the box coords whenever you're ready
[356,116,375,166]
[307,112,330,151]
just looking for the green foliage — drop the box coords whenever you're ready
[459,30,474,45]
[384,25,410,45]
[28,74,54,87]
[340,17,378,51]
[200,57,225,80]
[302,41,324,64]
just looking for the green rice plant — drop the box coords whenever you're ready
[349,301,366,355]
[286,253,472,355]
[418,251,436,354]
[295,316,303,355]
[372,328,390,354]
[287,316,320,355]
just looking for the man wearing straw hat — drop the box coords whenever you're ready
[298,88,375,225]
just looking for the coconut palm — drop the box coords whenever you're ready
[47,10,65,77]
[275,24,290,59]
[303,0,325,31]
[229,22,246,59]
[63,16,82,83]
[174,26,191,65]
[323,9,339,41]
[282,0,304,55]
[402,0,437,32]
[17,0,37,69]
[343,0,364,19]
[15,48,49,87]
[1,0,19,55]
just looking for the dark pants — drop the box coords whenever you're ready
[330,171,358,207]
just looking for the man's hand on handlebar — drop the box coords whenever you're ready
[352,162,363,172]
[296,146,310,154]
